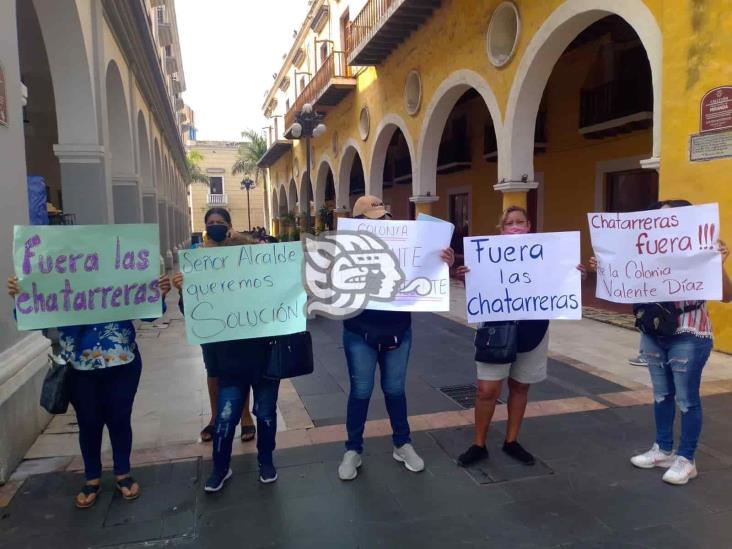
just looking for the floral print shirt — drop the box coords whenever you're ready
[59,321,140,370]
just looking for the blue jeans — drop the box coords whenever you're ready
[213,377,280,473]
[640,333,713,460]
[69,354,142,480]
[343,328,412,453]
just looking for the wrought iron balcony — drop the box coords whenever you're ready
[346,0,442,66]
[207,193,228,205]
[285,51,355,135]
[580,78,652,138]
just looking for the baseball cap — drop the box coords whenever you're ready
[352,195,389,219]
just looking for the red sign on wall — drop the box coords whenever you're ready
[0,63,8,128]
[700,86,732,133]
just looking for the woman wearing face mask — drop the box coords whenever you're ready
[174,208,277,492]
[589,200,731,485]
[6,275,171,508]
[455,206,586,468]
[337,196,456,480]
[191,208,257,444]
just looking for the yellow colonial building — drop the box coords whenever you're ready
[187,141,268,235]
[258,0,732,351]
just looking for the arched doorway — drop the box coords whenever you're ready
[138,112,157,224]
[369,116,416,221]
[314,158,336,230]
[418,71,503,260]
[338,143,365,213]
[18,0,108,224]
[107,61,140,223]
[504,4,659,313]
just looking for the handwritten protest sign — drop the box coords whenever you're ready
[588,203,722,303]
[13,224,161,330]
[337,218,453,311]
[463,232,582,323]
[179,242,306,344]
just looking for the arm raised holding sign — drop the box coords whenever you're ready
[457,206,585,469]
[6,271,169,508]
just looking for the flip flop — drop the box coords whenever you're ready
[200,424,214,443]
[75,483,101,509]
[116,476,140,501]
[240,425,256,442]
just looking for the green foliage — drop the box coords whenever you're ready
[232,129,269,190]
[186,150,208,183]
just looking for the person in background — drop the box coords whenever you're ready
[190,208,256,444]
[590,199,731,485]
[7,274,171,508]
[454,206,587,468]
[337,195,456,481]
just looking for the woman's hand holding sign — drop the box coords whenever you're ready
[7,276,19,298]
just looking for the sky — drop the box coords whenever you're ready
[176,0,310,142]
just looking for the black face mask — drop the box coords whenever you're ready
[206,224,228,242]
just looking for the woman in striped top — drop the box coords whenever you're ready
[595,199,731,485]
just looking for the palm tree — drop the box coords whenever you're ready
[231,129,268,186]
[186,150,208,183]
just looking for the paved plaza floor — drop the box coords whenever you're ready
[2,288,732,548]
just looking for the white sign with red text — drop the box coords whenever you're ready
[588,203,722,303]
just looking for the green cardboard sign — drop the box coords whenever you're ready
[179,242,306,344]
[13,224,162,330]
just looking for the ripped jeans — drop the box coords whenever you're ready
[213,377,280,474]
[641,333,713,460]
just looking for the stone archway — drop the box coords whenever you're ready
[416,70,502,198]
[107,61,140,223]
[137,111,157,224]
[337,140,366,211]
[367,114,416,198]
[20,0,109,223]
[501,0,662,182]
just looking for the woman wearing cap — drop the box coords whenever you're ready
[338,195,455,480]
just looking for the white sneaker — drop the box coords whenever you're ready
[630,443,676,469]
[393,443,425,473]
[338,450,362,481]
[662,456,698,485]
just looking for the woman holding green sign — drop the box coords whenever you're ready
[173,207,278,493]
[7,274,171,509]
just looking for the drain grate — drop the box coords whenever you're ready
[438,384,504,409]
[439,384,477,409]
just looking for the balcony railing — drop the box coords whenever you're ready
[207,193,228,205]
[346,0,441,66]
[580,78,652,131]
[285,51,352,130]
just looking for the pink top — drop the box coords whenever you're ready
[675,301,712,339]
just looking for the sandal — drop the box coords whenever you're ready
[200,424,214,443]
[75,483,101,509]
[116,476,140,501]
[240,424,256,442]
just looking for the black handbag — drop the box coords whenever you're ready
[633,302,702,337]
[263,331,315,380]
[474,322,518,364]
[40,353,73,415]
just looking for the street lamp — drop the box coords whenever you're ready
[241,177,255,231]
[291,102,325,232]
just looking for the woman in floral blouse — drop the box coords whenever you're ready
[7,274,171,508]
